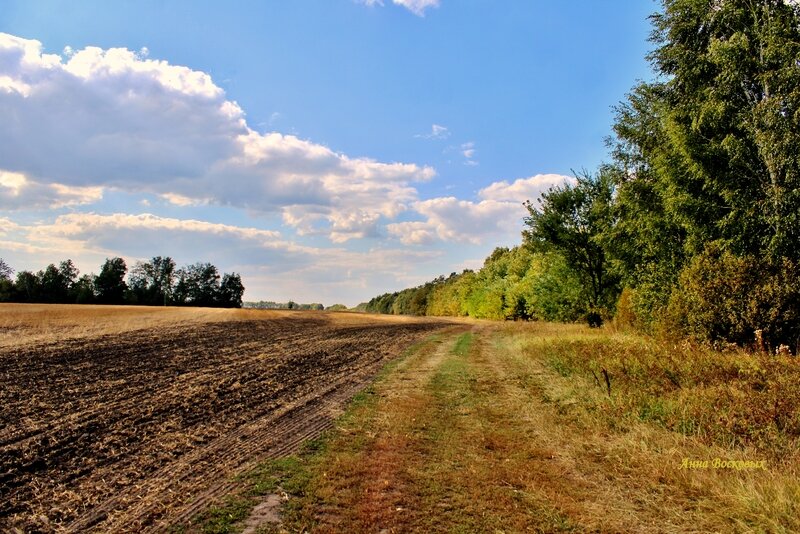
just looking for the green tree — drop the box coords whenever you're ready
[0,259,13,302]
[523,170,619,323]
[95,257,128,304]
[218,273,245,308]
[129,256,176,306]
[174,262,220,307]
[37,260,78,303]
[647,0,800,260]
[73,274,96,304]
[609,0,800,342]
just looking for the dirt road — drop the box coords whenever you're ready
[0,310,448,532]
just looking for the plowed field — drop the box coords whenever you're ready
[0,308,448,532]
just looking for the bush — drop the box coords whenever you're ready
[612,287,638,330]
[664,245,800,352]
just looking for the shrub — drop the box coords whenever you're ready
[664,244,800,352]
[612,287,638,330]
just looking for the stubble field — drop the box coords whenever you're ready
[0,304,450,533]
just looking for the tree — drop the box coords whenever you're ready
[523,170,619,323]
[0,259,13,281]
[14,271,40,302]
[174,262,220,307]
[128,256,176,306]
[218,273,245,308]
[647,0,800,261]
[607,0,800,338]
[95,257,128,304]
[37,260,78,303]
[73,274,96,304]
[0,259,13,302]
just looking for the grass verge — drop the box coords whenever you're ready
[196,322,800,532]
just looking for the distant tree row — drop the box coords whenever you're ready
[364,0,800,353]
[243,301,350,311]
[0,256,244,308]
[245,300,325,311]
[360,247,584,322]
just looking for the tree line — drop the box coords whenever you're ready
[0,256,244,308]
[246,300,325,311]
[244,301,350,311]
[361,247,584,322]
[363,0,800,353]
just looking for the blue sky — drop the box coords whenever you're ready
[0,0,657,305]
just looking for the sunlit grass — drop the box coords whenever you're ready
[0,303,447,349]
[252,321,800,532]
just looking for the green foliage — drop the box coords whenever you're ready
[0,256,244,308]
[524,169,620,319]
[246,300,322,310]
[72,274,96,304]
[521,253,584,322]
[128,256,176,306]
[13,271,40,302]
[94,257,128,304]
[647,0,800,261]
[174,262,221,307]
[364,247,586,322]
[218,273,245,308]
[604,0,800,345]
[664,244,800,352]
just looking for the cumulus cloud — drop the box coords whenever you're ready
[385,221,436,245]
[20,212,301,266]
[358,0,440,16]
[2,212,442,304]
[0,169,102,209]
[478,173,575,203]
[389,197,518,244]
[0,33,434,241]
[388,174,574,245]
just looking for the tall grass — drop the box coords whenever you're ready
[532,332,800,465]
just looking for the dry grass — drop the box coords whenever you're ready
[0,303,444,348]
[529,327,800,465]
[258,321,800,533]
[500,323,800,532]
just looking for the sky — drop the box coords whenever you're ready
[0,0,657,306]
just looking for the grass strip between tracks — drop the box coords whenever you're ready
[193,322,800,533]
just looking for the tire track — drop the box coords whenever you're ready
[0,314,447,533]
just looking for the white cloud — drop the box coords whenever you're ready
[461,141,477,166]
[388,174,574,245]
[160,192,209,207]
[0,33,434,241]
[22,212,297,264]
[0,169,102,209]
[357,0,440,16]
[385,220,436,245]
[394,0,440,16]
[478,173,574,203]
[389,197,520,245]
[2,212,443,304]
[416,123,450,140]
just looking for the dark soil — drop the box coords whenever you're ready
[0,314,447,533]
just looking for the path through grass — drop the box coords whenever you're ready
[213,322,800,533]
